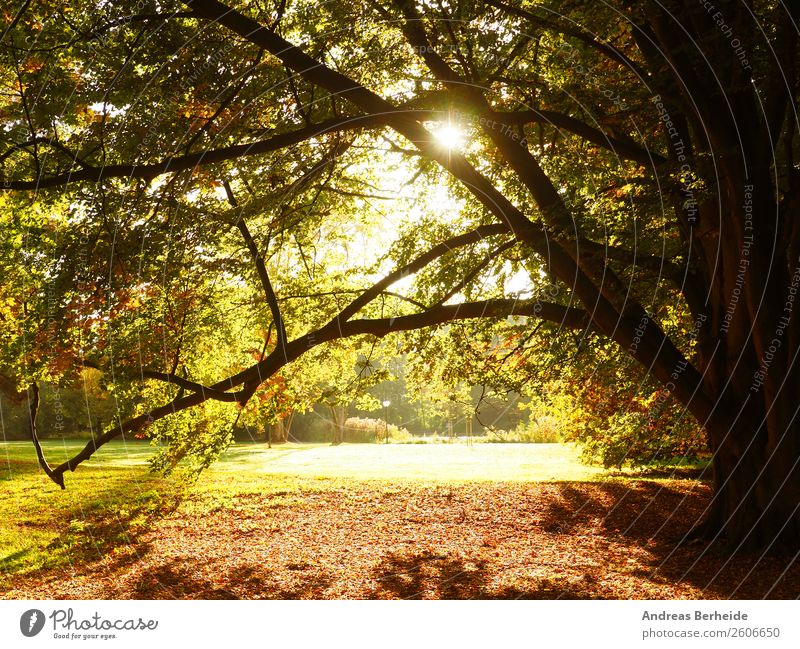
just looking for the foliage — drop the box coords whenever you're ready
[340,416,413,443]
[487,422,561,444]
[574,396,708,469]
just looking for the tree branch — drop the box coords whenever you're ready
[486,108,666,166]
[0,114,392,191]
[80,358,245,403]
[0,136,92,168]
[0,0,32,42]
[46,295,590,486]
[485,0,648,79]
[83,11,197,39]
[430,239,517,308]
[225,180,289,357]
[332,223,511,323]
[141,370,242,402]
[339,298,594,337]
[27,383,64,488]
[578,238,683,279]
[46,221,544,486]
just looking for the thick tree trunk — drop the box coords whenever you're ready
[698,406,800,551]
[689,178,800,551]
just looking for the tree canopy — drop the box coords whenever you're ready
[1,0,799,550]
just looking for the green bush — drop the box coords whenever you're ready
[576,405,707,469]
[342,417,413,443]
[485,418,562,443]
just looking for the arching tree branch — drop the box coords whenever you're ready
[45,294,590,486]
[0,114,391,191]
[141,370,243,402]
[185,0,716,425]
[27,383,64,488]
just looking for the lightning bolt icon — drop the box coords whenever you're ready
[28,612,38,632]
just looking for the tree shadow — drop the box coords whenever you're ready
[533,480,712,542]
[365,482,798,599]
[128,561,333,599]
[535,481,800,599]
[368,551,599,599]
[614,466,711,480]
[53,491,181,569]
[1,474,183,584]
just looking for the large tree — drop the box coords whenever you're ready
[1,0,798,550]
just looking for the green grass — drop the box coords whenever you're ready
[217,441,604,481]
[0,439,606,590]
[1,441,177,583]
[2,439,604,480]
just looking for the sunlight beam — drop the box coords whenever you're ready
[433,124,466,151]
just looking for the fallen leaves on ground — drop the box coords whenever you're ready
[3,478,798,599]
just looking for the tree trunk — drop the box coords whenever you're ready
[687,177,800,551]
[272,411,292,444]
[330,406,346,445]
[285,411,294,440]
[696,405,800,551]
[271,420,284,444]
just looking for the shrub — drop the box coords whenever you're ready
[571,394,707,468]
[485,417,562,443]
[341,417,413,443]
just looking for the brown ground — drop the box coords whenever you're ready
[4,479,799,599]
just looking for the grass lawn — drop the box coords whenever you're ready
[1,439,605,481]
[1,439,798,599]
[217,441,606,481]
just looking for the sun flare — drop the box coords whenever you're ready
[433,124,466,150]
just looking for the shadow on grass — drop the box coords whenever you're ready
[51,488,182,566]
[0,470,183,582]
